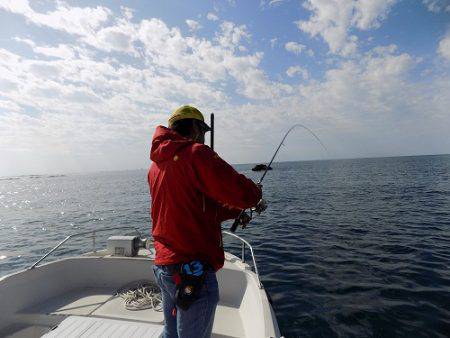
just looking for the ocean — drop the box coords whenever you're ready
[1,154,450,337]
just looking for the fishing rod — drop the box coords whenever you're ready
[230,123,328,233]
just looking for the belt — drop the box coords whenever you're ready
[158,262,214,274]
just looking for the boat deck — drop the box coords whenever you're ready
[1,256,249,338]
[42,316,163,338]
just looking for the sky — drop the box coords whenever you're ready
[0,0,449,176]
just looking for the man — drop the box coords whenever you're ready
[148,105,263,338]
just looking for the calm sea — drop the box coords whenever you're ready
[1,155,450,337]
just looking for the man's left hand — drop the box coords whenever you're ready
[254,198,267,214]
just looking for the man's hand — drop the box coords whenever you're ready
[253,198,267,214]
[238,211,252,229]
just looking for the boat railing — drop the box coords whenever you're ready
[222,230,263,289]
[29,226,142,269]
[28,227,263,289]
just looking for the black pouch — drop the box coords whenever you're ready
[175,260,207,311]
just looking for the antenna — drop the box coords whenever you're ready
[210,113,214,151]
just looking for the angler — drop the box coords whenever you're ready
[148,105,265,338]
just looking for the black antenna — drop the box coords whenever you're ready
[210,113,214,151]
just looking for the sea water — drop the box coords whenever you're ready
[1,154,449,337]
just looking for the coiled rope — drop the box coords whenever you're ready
[117,281,163,311]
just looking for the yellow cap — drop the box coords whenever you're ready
[168,105,210,131]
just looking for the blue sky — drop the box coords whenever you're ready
[0,0,449,176]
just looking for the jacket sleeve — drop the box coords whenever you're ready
[217,204,242,222]
[191,144,262,210]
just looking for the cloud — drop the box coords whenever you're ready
[18,3,139,56]
[297,0,397,55]
[34,44,75,59]
[295,46,418,128]
[270,38,278,48]
[0,0,111,37]
[422,0,450,12]
[216,21,251,50]
[438,31,450,60]
[285,41,306,55]
[260,0,286,7]
[206,12,219,21]
[186,19,202,32]
[121,6,134,19]
[1,2,449,175]
[83,19,137,55]
[0,99,21,112]
[224,45,450,163]
[5,2,278,101]
[286,66,309,79]
[14,37,76,59]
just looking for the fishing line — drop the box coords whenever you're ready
[257,124,328,185]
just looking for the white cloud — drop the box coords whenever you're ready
[216,21,250,50]
[14,38,76,59]
[270,38,278,48]
[286,66,309,79]
[186,19,202,32]
[0,78,18,93]
[423,0,450,12]
[370,43,397,55]
[285,41,306,55]
[83,19,137,54]
[1,2,449,175]
[0,0,111,37]
[438,32,450,60]
[34,45,75,59]
[121,6,134,19]
[296,46,417,127]
[0,99,21,112]
[13,36,34,46]
[297,0,397,56]
[6,2,138,56]
[138,18,226,82]
[206,12,219,21]
[353,0,397,30]
[3,13,289,126]
[261,0,286,7]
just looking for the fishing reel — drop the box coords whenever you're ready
[230,198,267,232]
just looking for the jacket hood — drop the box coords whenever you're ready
[150,126,193,163]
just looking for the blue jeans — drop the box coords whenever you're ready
[153,264,220,338]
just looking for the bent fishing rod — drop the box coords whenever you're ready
[230,123,328,233]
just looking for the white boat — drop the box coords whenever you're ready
[0,227,281,338]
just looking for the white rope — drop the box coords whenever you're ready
[117,281,163,311]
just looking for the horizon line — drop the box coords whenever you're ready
[1,152,449,179]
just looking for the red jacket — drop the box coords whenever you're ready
[148,126,261,271]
